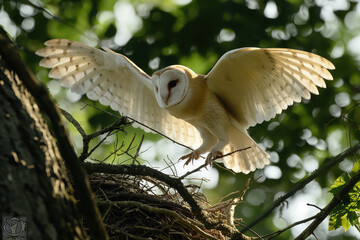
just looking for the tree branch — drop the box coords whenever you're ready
[240,142,360,233]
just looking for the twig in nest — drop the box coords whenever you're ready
[205,179,252,227]
[161,156,178,177]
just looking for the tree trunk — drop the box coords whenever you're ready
[0,33,87,239]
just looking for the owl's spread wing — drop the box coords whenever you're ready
[206,48,335,128]
[36,39,201,147]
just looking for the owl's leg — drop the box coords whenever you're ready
[205,125,230,165]
[180,127,217,165]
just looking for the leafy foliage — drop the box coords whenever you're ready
[329,160,360,232]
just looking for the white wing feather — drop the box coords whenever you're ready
[206,48,334,129]
[36,39,201,147]
[205,47,333,173]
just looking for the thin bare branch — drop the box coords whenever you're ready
[261,215,317,240]
[132,134,144,164]
[306,203,322,211]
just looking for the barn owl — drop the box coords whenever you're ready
[36,39,334,174]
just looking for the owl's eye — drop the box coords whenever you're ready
[168,80,178,89]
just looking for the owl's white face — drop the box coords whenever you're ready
[152,66,189,108]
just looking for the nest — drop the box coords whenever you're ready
[88,169,246,240]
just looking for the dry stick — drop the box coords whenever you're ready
[0,34,109,240]
[133,134,145,163]
[295,169,360,240]
[240,142,360,234]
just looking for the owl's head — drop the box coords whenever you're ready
[152,65,195,108]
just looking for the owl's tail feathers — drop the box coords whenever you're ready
[218,121,270,174]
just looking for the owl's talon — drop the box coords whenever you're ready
[180,151,200,166]
[205,150,223,166]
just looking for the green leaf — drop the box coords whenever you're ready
[352,159,360,173]
[341,213,351,231]
[328,175,349,194]
[328,172,360,233]
[329,214,342,231]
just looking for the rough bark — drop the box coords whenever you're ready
[0,34,87,239]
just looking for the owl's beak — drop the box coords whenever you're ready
[162,95,169,106]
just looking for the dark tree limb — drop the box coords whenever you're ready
[0,31,109,240]
[240,142,360,233]
[1,48,87,240]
